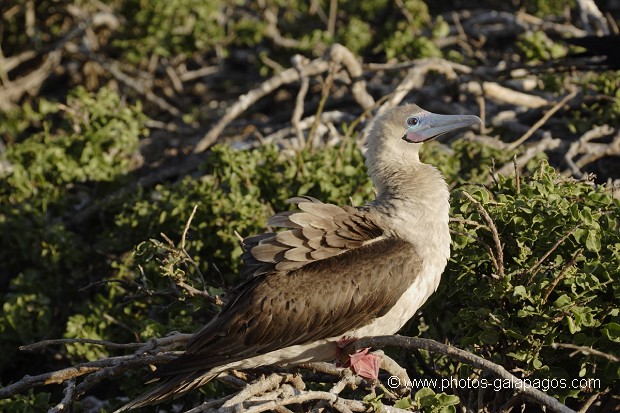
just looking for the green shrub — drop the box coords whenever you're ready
[0,86,147,374]
[421,160,619,404]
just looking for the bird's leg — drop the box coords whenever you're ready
[336,336,382,380]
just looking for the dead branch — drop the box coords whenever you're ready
[2,333,190,399]
[20,338,143,352]
[0,353,177,399]
[3,330,581,413]
[575,0,610,35]
[264,9,303,49]
[220,373,304,410]
[541,248,583,304]
[328,44,375,111]
[291,55,311,147]
[349,336,577,413]
[467,81,549,109]
[507,90,578,151]
[551,343,619,363]
[491,135,562,180]
[0,50,62,111]
[194,43,373,153]
[262,111,355,146]
[565,125,619,178]
[48,379,75,413]
[379,58,471,114]
[525,224,581,285]
[194,59,330,153]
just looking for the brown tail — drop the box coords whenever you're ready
[114,371,217,411]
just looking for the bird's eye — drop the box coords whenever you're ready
[406,116,419,127]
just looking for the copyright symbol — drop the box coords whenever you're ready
[387,376,401,388]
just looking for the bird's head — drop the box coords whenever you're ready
[364,104,481,196]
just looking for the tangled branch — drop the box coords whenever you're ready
[1,333,578,413]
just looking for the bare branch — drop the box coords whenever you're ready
[541,248,583,304]
[507,90,578,151]
[0,353,178,399]
[48,379,76,413]
[467,81,549,110]
[551,343,619,363]
[194,59,330,153]
[21,338,143,352]
[461,190,505,278]
[291,55,311,148]
[349,336,577,413]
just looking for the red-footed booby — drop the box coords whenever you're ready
[117,104,481,411]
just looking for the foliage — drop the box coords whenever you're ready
[420,160,619,404]
[569,71,620,134]
[522,0,576,17]
[415,388,460,413]
[113,0,226,63]
[0,86,147,378]
[517,31,567,62]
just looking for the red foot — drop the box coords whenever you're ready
[349,348,381,379]
[335,337,382,380]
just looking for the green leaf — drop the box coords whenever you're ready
[602,322,620,343]
[394,396,414,409]
[585,230,601,252]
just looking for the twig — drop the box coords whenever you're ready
[466,81,549,109]
[525,225,580,286]
[551,343,619,363]
[291,55,311,148]
[379,58,469,115]
[578,388,610,413]
[308,62,336,148]
[541,248,582,304]
[327,0,337,36]
[48,379,75,413]
[491,135,561,181]
[513,155,520,193]
[194,58,330,153]
[21,338,143,352]
[0,50,62,111]
[0,353,178,399]
[575,0,610,35]
[262,111,354,144]
[379,353,410,396]
[264,8,302,49]
[565,126,619,178]
[461,190,505,278]
[327,44,374,110]
[220,373,296,409]
[195,44,372,153]
[181,204,199,251]
[507,90,578,151]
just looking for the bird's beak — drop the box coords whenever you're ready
[403,111,482,143]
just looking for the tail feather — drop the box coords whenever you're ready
[114,372,217,412]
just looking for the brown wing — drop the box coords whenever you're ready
[155,236,422,377]
[116,238,422,411]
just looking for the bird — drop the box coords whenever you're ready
[116,104,481,411]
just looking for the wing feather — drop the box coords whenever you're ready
[241,197,386,278]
